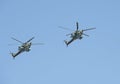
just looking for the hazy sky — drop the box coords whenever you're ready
[0,0,120,84]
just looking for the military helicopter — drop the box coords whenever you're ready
[60,22,96,46]
[10,37,43,58]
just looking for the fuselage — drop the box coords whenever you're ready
[19,42,32,52]
[70,30,83,40]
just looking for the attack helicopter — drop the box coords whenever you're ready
[60,22,96,46]
[10,37,43,58]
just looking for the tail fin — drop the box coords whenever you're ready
[10,52,15,59]
[64,40,68,46]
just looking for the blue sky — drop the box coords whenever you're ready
[0,0,120,84]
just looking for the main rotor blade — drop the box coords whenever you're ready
[26,37,35,43]
[83,28,96,31]
[66,33,71,36]
[83,33,89,37]
[11,37,23,44]
[8,43,19,46]
[58,26,73,31]
[32,43,44,45]
[76,22,79,30]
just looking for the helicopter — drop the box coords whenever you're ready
[10,37,43,58]
[60,22,96,46]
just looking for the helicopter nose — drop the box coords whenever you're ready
[29,42,32,46]
[27,42,31,46]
